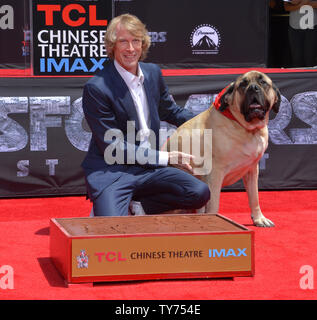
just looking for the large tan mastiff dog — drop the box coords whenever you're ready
[163,71,281,227]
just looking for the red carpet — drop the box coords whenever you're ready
[0,190,317,300]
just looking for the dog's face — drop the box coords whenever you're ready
[220,71,281,131]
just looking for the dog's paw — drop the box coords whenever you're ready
[252,216,275,228]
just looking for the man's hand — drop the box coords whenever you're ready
[168,151,195,173]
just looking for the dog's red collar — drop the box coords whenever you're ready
[213,86,238,122]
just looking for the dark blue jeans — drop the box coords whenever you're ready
[92,166,210,216]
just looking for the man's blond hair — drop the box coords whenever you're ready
[105,14,151,60]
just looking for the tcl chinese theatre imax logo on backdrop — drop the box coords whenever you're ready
[32,0,112,75]
[190,24,221,55]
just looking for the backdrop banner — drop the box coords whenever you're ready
[0,70,317,198]
[115,0,269,68]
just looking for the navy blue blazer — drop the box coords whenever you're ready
[81,60,193,200]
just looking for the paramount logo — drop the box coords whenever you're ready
[190,24,221,55]
[208,248,247,258]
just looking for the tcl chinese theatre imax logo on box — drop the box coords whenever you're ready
[32,0,112,75]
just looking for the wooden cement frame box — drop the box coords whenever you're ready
[50,214,254,284]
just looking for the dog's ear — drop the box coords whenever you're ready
[272,83,281,113]
[219,82,235,111]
